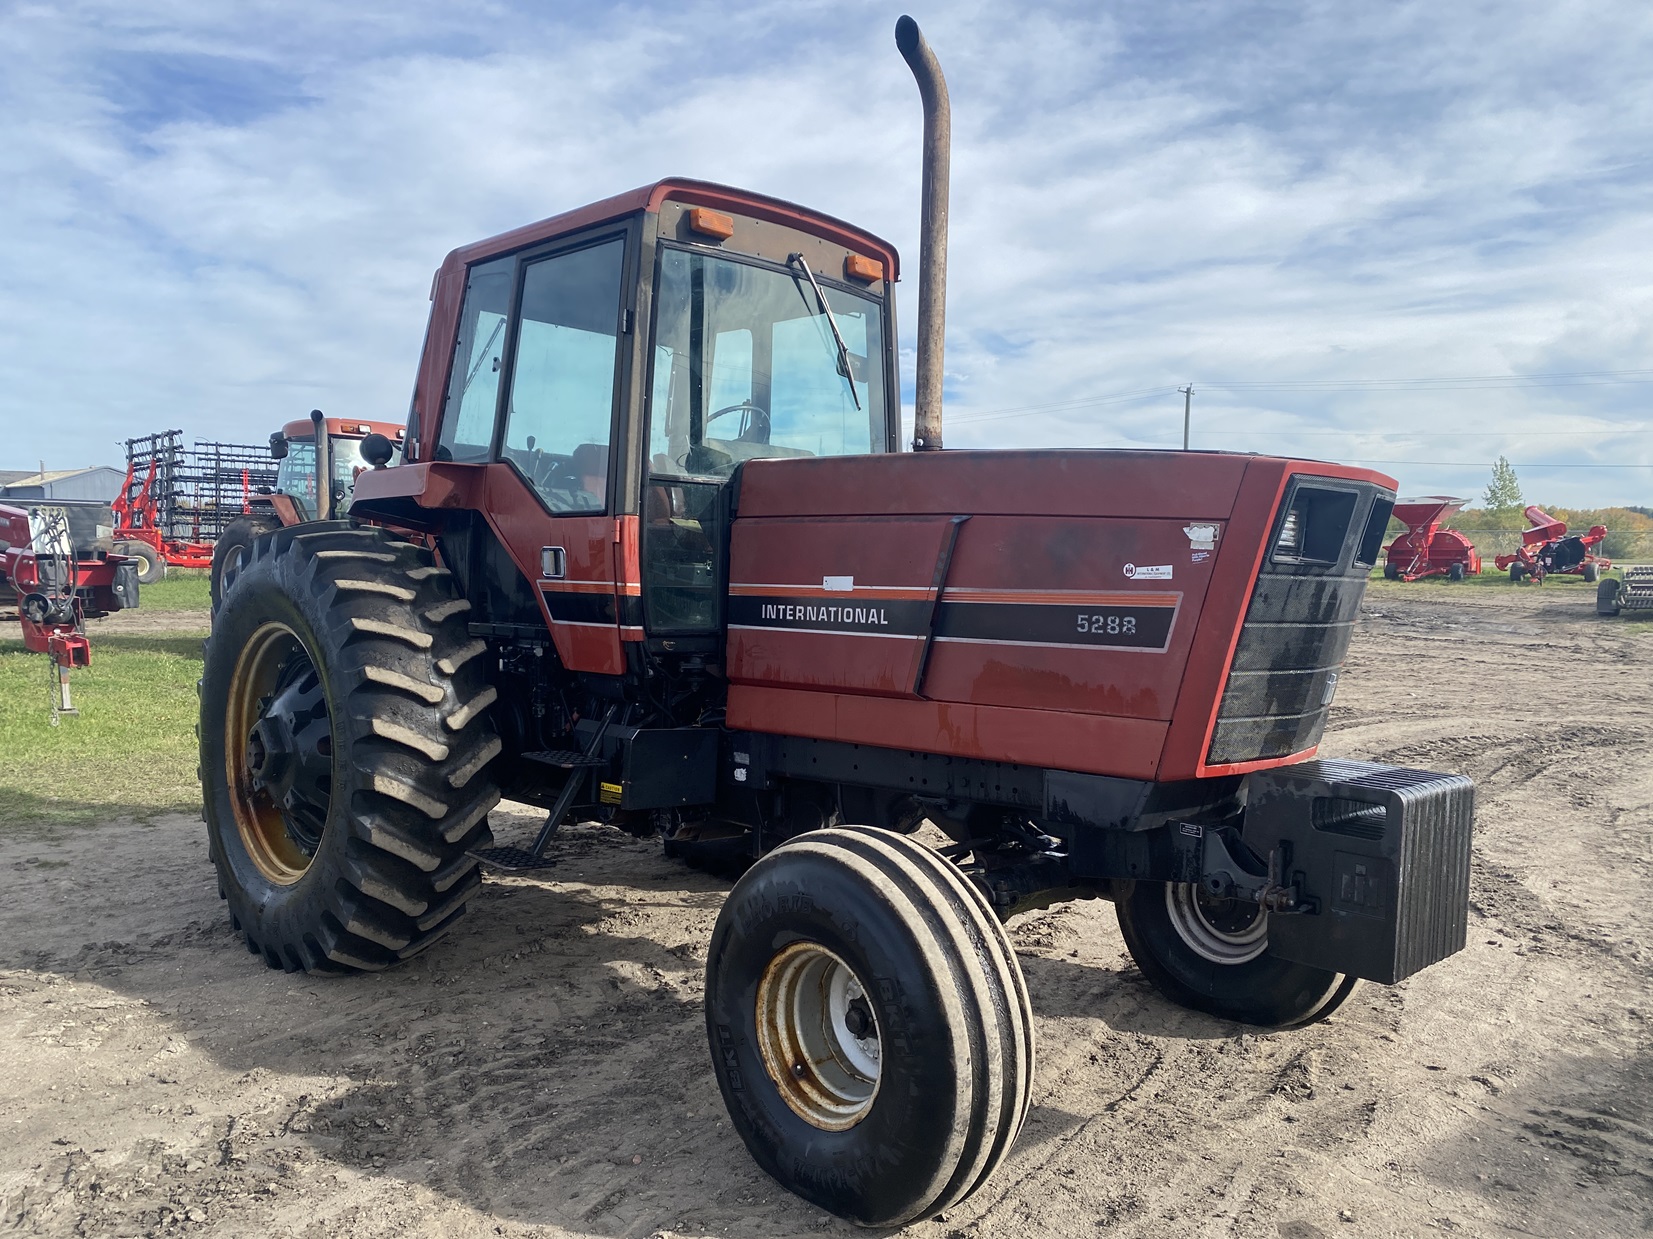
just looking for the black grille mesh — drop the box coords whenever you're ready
[1208,480,1390,765]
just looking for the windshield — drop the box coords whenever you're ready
[275,435,401,520]
[647,247,887,479]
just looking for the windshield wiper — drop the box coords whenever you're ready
[786,252,862,411]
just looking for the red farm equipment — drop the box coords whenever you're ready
[1494,505,1610,583]
[0,501,140,718]
[1381,496,1481,581]
[200,18,1477,1227]
[112,430,278,583]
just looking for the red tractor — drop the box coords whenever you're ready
[1494,505,1609,583]
[209,412,405,608]
[201,19,1475,1227]
[1382,496,1481,581]
[1,501,139,717]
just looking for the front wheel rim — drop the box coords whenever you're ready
[224,621,334,885]
[1165,882,1269,964]
[756,941,882,1130]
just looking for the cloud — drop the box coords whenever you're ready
[1,0,1650,504]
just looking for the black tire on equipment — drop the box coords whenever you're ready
[211,513,283,611]
[1597,577,1623,616]
[1583,562,1600,584]
[1447,562,1465,581]
[200,521,501,972]
[1509,564,1525,584]
[705,826,1035,1227]
[1382,562,1400,580]
[1116,880,1358,1028]
[120,541,166,585]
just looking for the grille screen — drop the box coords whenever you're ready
[1208,479,1392,766]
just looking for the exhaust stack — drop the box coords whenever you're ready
[895,15,950,452]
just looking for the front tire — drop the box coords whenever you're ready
[706,827,1034,1227]
[1116,880,1357,1028]
[211,514,282,611]
[1583,562,1600,584]
[200,522,500,972]
[120,540,166,585]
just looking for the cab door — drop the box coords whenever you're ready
[481,230,633,674]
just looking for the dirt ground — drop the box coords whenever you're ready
[2,583,1649,1238]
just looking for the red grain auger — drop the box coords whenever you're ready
[1494,505,1609,584]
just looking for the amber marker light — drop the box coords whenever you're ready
[844,254,884,282]
[688,208,735,240]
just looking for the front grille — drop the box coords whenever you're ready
[1207,479,1393,765]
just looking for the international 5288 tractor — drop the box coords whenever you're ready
[203,19,1475,1227]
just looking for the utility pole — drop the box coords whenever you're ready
[1179,385,1194,450]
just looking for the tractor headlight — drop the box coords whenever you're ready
[1275,506,1303,557]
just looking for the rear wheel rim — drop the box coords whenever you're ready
[1165,882,1268,964]
[756,941,882,1130]
[225,621,333,885]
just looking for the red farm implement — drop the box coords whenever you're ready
[1494,505,1610,584]
[0,501,140,719]
[1382,496,1481,581]
[112,430,278,583]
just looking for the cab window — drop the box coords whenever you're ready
[437,255,514,464]
[500,238,626,513]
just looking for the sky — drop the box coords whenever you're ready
[2,0,1650,507]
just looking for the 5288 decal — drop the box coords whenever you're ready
[1077,612,1137,635]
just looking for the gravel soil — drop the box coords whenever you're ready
[1,582,1648,1238]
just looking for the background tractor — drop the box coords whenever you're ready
[201,18,1476,1227]
[209,412,404,608]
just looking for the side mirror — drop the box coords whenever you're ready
[269,432,289,460]
[360,432,395,470]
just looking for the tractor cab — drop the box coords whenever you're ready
[357,181,900,672]
[269,416,406,521]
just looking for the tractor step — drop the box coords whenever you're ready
[524,749,607,769]
[467,846,561,872]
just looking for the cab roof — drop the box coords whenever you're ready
[446,178,901,280]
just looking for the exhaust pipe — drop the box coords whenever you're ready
[311,409,333,521]
[895,15,949,452]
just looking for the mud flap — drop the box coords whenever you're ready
[1240,760,1475,983]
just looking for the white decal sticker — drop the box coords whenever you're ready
[1191,550,1210,563]
[1124,563,1174,580]
[823,575,854,592]
[1184,523,1219,550]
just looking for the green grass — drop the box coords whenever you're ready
[141,568,211,612]
[1367,565,1597,589]
[0,631,206,829]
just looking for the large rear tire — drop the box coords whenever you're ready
[200,522,500,972]
[1116,880,1358,1028]
[706,827,1034,1227]
[211,514,283,611]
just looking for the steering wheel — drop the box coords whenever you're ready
[705,401,771,444]
[523,449,579,495]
